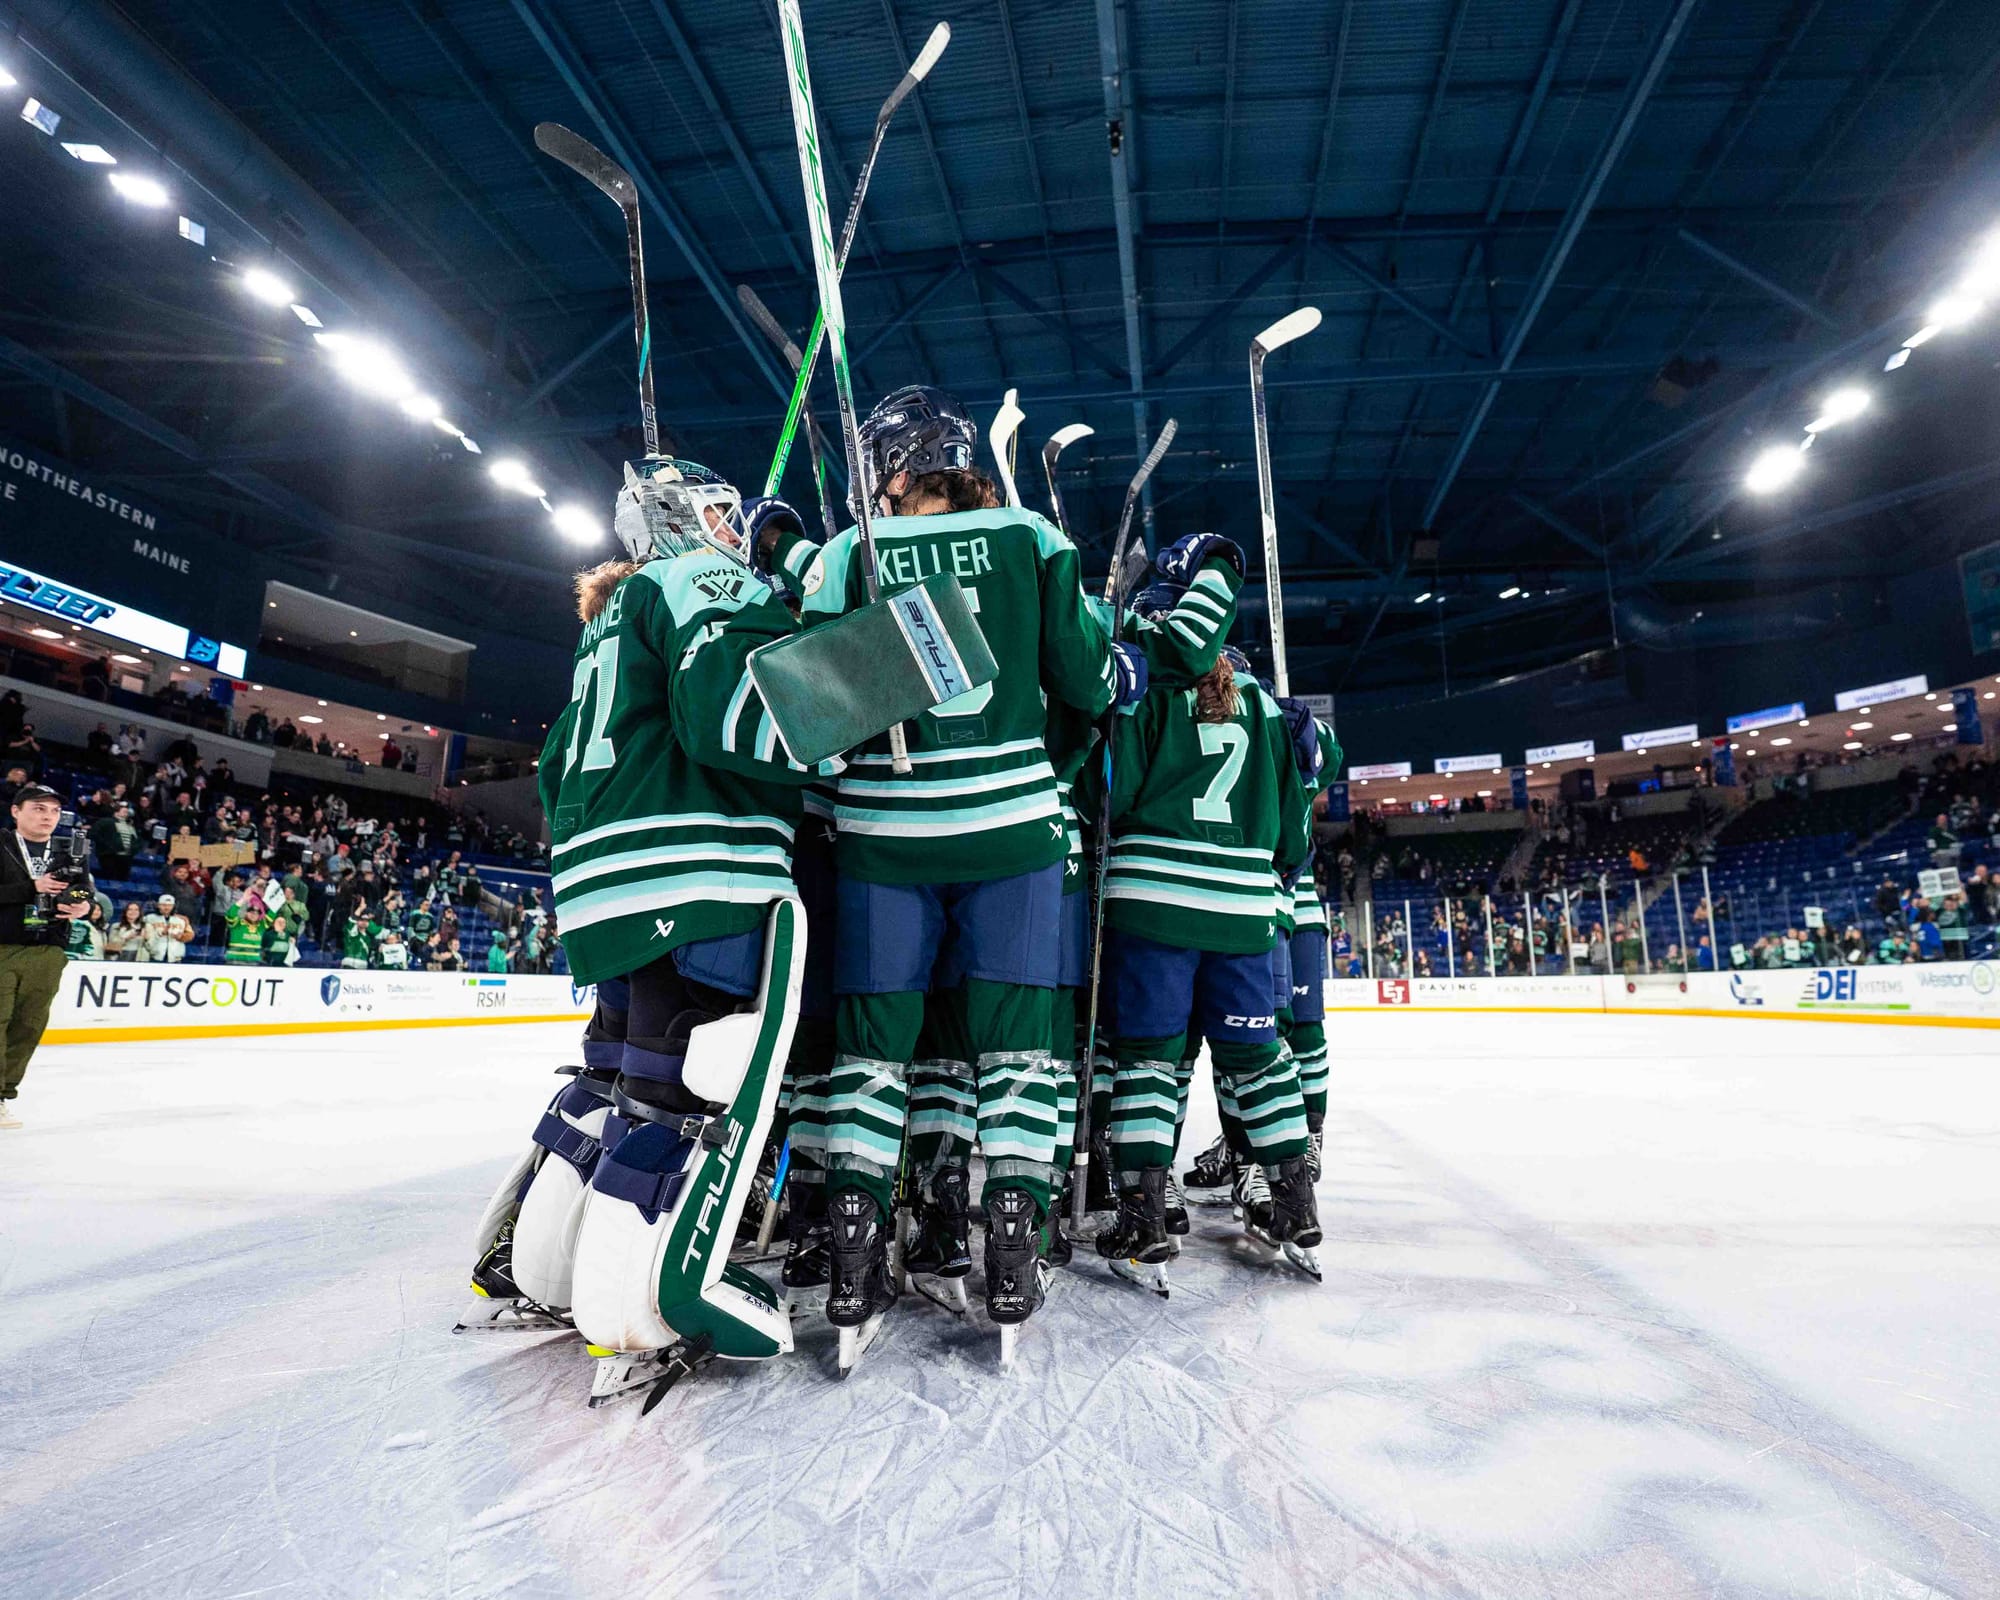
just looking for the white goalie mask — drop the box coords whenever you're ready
[613,457,749,566]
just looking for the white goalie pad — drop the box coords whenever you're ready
[572,898,803,1363]
[513,1100,613,1307]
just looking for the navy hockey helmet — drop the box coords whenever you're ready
[853,384,977,514]
[613,456,749,566]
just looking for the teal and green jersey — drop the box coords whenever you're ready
[223,903,268,965]
[342,917,379,963]
[776,507,1118,886]
[1287,719,1343,933]
[1081,668,1311,955]
[547,550,825,984]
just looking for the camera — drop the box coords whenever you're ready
[33,811,90,928]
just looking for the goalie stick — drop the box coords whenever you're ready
[1041,422,1094,536]
[1070,417,1177,1230]
[534,123,659,459]
[764,19,951,499]
[989,388,1026,508]
[738,283,842,542]
[1248,307,1321,697]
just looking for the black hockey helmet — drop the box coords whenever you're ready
[853,384,977,514]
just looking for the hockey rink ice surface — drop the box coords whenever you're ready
[2,1015,1996,1600]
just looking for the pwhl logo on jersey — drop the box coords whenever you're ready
[693,569,746,604]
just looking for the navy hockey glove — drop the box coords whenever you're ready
[740,495,808,574]
[1276,696,1322,783]
[1110,642,1149,709]
[1153,530,1245,585]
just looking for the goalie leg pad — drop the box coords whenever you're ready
[572,900,803,1363]
[512,1071,617,1308]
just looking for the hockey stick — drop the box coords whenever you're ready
[1071,418,1177,1230]
[777,0,912,774]
[1248,307,1321,698]
[989,388,1026,508]
[738,284,842,543]
[1041,423,1094,536]
[534,123,659,459]
[764,20,951,498]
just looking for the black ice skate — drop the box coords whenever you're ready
[454,1218,572,1335]
[1306,1123,1324,1183]
[826,1190,897,1374]
[1096,1167,1172,1298]
[1041,1171,1075,1269]
[1231,1159,1274,1234]
[902,1163,972,1316]
[1164,1171,1190,1237]
[1183,1134,1237,1203]
[1257,1156,1324,1282]
[781,1185,831,1314]
[1083,1130,1117,1214]
[983,1184,1049,1369]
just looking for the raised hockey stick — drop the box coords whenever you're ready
[1248,307,1321,698]
[1071,418,1177,1230]
[738,283,841,542]
[764,20,951,498]
[534,123,659,459]
[1041,422,1094,536]
[989,388,1026,508]
[777,0,912,773]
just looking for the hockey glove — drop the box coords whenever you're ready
[1276,697,1323,783]
[740,496,808,576]
[1153,530,1246,585]
[1110,642,1150,709]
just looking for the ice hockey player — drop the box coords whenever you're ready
[1081,636,1324,1286]
[478,459,853,1402]
[764,384,1148,1365]
[1279,715,1342,1178]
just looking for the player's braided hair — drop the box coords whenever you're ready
[1192,655,1240,724]
[575,560,639,621]
[889,467,1000,515]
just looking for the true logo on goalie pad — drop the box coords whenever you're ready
[888,589,974,703]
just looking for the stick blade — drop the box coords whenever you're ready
[1104,531,1150,607]
[1130,417,1178,497]
[535,123,636,208]
[1047,422,1094,451]
[910,21,951,81]
[1252,306,1322,354]
[736,283,806,370]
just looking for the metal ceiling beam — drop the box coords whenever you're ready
[1153,242,1303,377]
[1093,0,1154,537]
[1317,240,1489,359]
[1420,0,1703,530]
[975,265,1129,382]
[511,316,628,419]
[1508,494,1603,558]
[506,0,792,404]
[1674,230,1845,331]
[850,266,965,368]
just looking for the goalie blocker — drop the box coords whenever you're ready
[571,897,805,1380]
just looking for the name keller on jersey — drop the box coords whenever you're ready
[875,534,994,589]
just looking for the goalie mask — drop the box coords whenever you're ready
[614,457,749,566]
[853,384,976,515]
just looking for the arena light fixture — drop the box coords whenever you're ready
[20,98,59,136]
[1745,445,1805,494]
[1413,591,1432,603]
[1804,387,1870,432]
[1843,740,1863,751]
[107,171,170,208]
[0,65,17,90]
[297,714,323,725]
[328,338,415,400]
[551,504,604,544]
[1498,585,1522,599]
[240,266,295,306]
[61,141,115,164]
[1476,789,1493,797]
[488,458,544,497]
[1944,723,1958,732]
[316,700,327,707]
[290,304,322,328]
[1928,293,1983,330]
[397,393,442,423]
[1925,690,1937,699]
[177,216,204,246]
[1850,720,1873,730]
[110,653,140,665]
[28,627,62,640]
[1769,736,1792,747]
[1891,732,1912,741]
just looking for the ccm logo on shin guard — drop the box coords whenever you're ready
[1223,1013,1274,1030]
[678,1119,745,1275]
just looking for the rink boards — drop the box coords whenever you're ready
[1335,960,2000,1028]
[43,963,594,1043]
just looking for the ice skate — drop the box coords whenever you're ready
[1306,1125,1324,1184]
[1262,1155,1324,1282]
[984,1184,1048,1369]
[1041,1173,1075,1270]
[826,1189,897,1375]
[901,1163,972,1315]
[1231,1159,1274,1234]
[1096,1168,1173,1299]
[780,1190,832,1316]
[1183,1134,1236,1203]
[1164,1171,1190,1236]
[453,1219,573,1334]
[585,1339,700,1408]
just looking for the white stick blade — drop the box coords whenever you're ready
[1253,306,1322,353]
[910,21,951,81]
[1049,422,1094,448]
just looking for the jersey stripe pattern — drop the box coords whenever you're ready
[544,552,820,984]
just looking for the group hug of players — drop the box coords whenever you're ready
[457,383,1342,1401]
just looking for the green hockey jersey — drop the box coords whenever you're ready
[547,550,824,984]
[775,507,1118,886]
[1288,718,1343,931]
[1083,668,1311,955]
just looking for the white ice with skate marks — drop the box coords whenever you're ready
[0,1013,1996,1598]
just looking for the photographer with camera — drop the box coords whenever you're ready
[0,784,94,1128]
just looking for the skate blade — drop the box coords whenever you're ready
[836,1311,887,1377]
[999,1322,1019,1371]
[1281,1243,1323,1282]
[452,1296,572,1336]
[909,1272,970,1317]
[587,1347,674,1408]
[782,1283,828,1317]
[1108,1257,1171,1299]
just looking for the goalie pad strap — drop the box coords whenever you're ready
[530,1111,602,1176]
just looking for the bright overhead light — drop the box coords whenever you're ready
[110,653,140,665]
[241,267,296,306]
[1745,445,1805,494]
[1476,789,1493,798]
[316,700,328,707]
[297,714,324,725]
[1943,723,1958,732]
[1891,732,1912,742]
[61,141,115,164]
[1939,703,1955,713]
[1924,691,1937,699]
[430,415,461,437]
[551,504,604,544]
[0,66,16,91]
[1769,737,1792,747]
[1804,387,1870,432]
[1797,719,1809,727]
[1413,591,1432,604]
[28,627,62,640]
[1428,794,1444,802]
[488,458,544,497]
[1636,747,1649,756]
[20,99,59,136]
[459,435,482,454]
[177,216,205,246]
[348,630,358,638]
[107,171,169,207]
[327,337,414,400]
[1843,740,1863,751]
[1849,721,1874,732]
[290,304,322,328]
[1902,324,1941,350]
[1928,293,1983,329]
[1986,692,1996,701]
[1962,229,2000,295]
[1498,586,1521,599]
[397,392,442,422]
